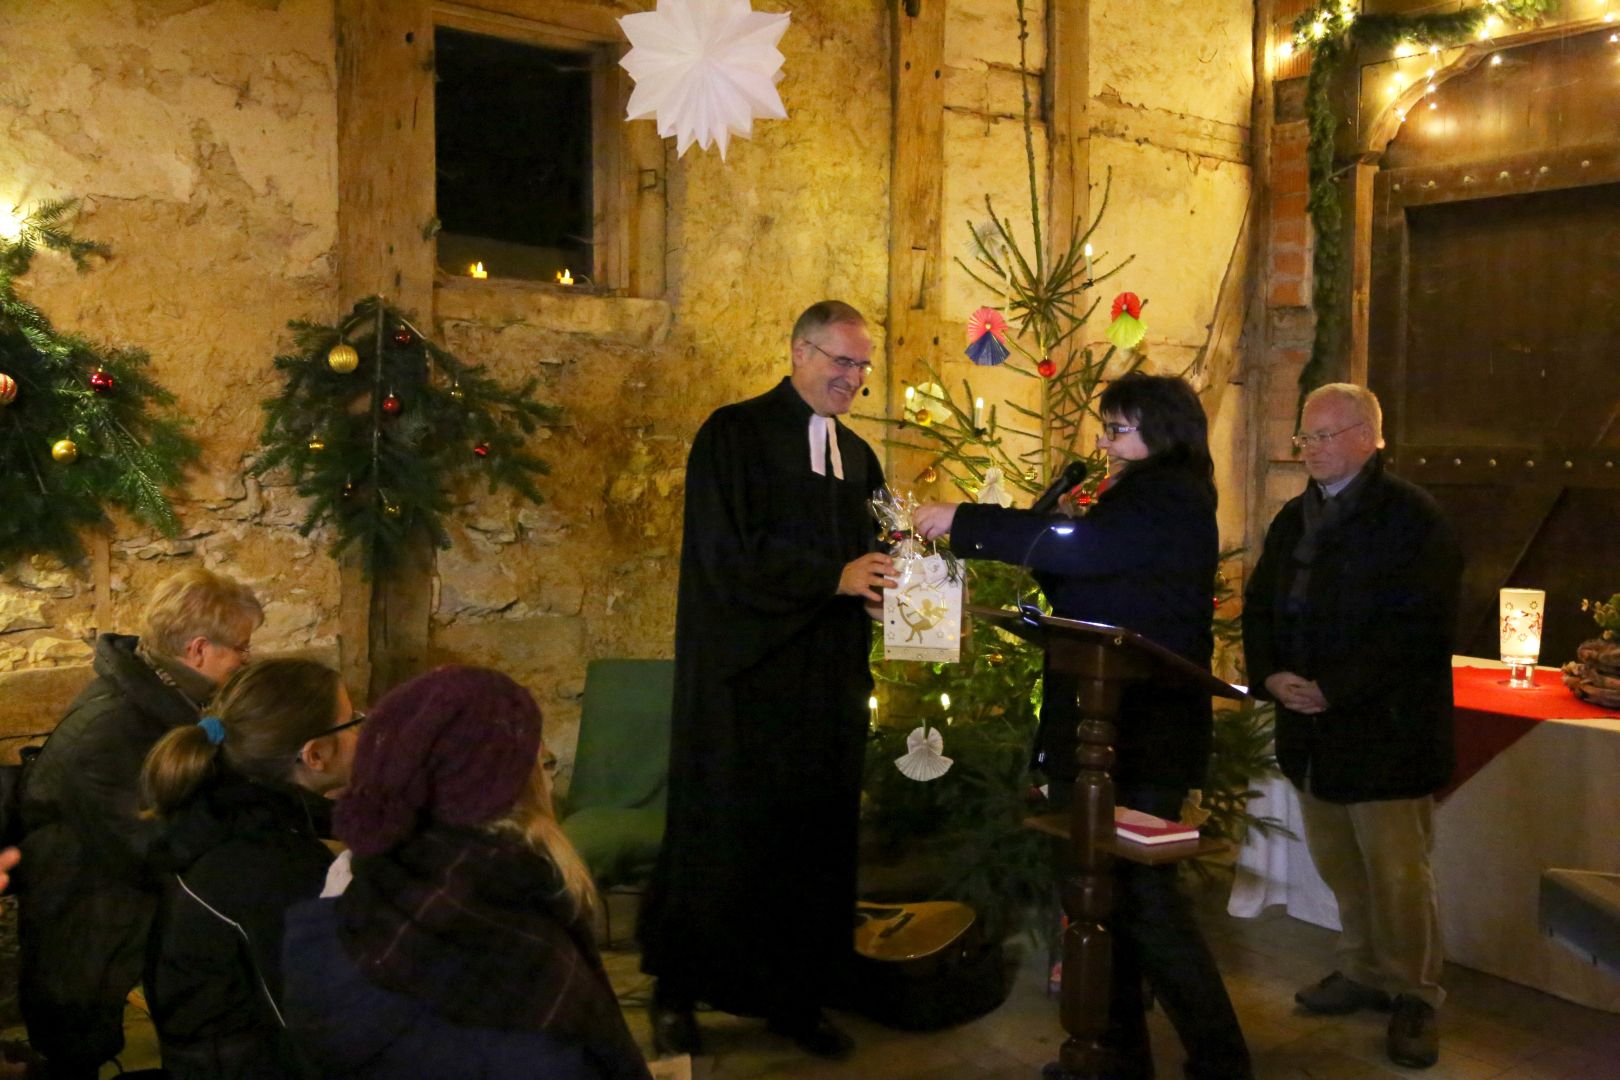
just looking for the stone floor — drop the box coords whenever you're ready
[15,884,1620,1079]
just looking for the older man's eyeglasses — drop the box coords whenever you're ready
[1291,421,1366,449]
[803,340,873,374]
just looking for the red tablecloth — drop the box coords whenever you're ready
[1441,666,1620,800]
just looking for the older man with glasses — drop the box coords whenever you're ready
[1244,383,1463,1070]
[18,566,264,1080]
[638,300,894,1061]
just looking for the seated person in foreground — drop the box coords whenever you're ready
[141,658,360,1079]
[281,665,653,1080]
[19,566,262,1080]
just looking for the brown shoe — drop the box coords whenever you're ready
[1386,995,1439,1069]
[1295,970,1392,1015]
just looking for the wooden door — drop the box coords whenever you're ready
[1367,28,1620,666]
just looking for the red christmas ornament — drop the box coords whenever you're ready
[473,442,490,458]
[1037,359,1057,378]
[1110,292,1143,320]
[0,372,17,406]
[381,393,403,417]
[1074,490,1093,506]
[89,369,115,396]
[392,328,415,347]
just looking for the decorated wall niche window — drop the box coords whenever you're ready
[435,27,595,285]
[432,5,666,297]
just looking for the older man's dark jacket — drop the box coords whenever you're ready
[1243,456,1463,803]
[18,632,208,1068]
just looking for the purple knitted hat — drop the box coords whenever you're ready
[335,665,543,857]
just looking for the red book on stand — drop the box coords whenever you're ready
[1114,807,1199,846]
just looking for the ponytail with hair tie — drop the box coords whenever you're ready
[197,715,226,746]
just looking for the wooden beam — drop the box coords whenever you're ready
[1046,0,1090,257]
[886,0,948,488]
[336,0,439,700]
[1348,160,1375,388]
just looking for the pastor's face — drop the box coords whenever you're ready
[790,320,872,417]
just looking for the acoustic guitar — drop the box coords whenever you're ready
[853,900,976,963]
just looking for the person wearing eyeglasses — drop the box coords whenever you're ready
[639,300,893,1060]
[1243,383,1462,1070]
[135,658,358,1080]
[915,373,1251,1080]
[17,566,263,1080]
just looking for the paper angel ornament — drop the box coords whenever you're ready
[964,306,1010,366]
[895,725,953,781]
[976,466,1014,508]
[1104,291,1147,351]
[618,0,791,159]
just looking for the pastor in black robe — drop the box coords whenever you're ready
[638,376,883,1018]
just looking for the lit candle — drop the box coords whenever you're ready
[556,268,574,286]
[469,261,488,279]
[940,691,952,727]
[1083,242,1094,282]
[973,397,984,429]
[868,695,879,729]
[0,205,22,242]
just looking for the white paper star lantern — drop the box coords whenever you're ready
[618,0,791,159]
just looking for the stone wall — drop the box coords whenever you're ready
[0,0,1260,767]
[0,0,342,737]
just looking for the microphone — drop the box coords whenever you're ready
[1029,460,1089,516]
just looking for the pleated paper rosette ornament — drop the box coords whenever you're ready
[895,724,953,782]
[618,0,791,159]
[964,306,1010,366]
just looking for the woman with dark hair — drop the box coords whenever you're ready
[140,657,358,1079]
[280,665,652,1080]
[915,372,1251,1080]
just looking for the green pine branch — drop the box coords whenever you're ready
[0,202,196,568]
[255,295,562,576]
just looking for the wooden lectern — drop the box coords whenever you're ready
[968,605,1246,1080]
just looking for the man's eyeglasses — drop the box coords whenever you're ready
[1100,423,1139,439]
[1291,421,1366,449]
[209,639,252,661]
[803,340,873,375]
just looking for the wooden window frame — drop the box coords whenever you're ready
[433,0,666,297]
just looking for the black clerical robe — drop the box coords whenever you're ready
[638,377,883,1017]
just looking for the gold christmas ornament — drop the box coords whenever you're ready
[448,383,464,402]
[326,343,360,374]
[51,438,79,463]
[307,436,326,452]
[382,498,402,518]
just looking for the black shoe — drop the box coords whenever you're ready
[1294,970,1393,1015]
[1386,994,1439,1069]
[767,1011,854,1059]
[650,1001,703,1057]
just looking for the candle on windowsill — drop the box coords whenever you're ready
[468,261,488,279]
[556,268,574,286]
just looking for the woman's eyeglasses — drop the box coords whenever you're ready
[1100,423,1139,439]
[327,711,366,736]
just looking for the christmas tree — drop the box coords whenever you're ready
[255,296,560,575]
[0,200,197,568]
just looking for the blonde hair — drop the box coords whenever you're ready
[487,760,598,917]
[1304,382,1385,447]
[142,567,264,660]
[142,659,342,816]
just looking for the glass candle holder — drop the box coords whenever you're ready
[1499,588,1545,688]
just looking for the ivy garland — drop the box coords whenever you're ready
[1289,0,1557,415]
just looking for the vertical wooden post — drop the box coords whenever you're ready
[335,0,438,701]
[887,0,947,487]
[1348,160,1376,388]
[1056,645,1124,1080]
[1046,0,1091,258]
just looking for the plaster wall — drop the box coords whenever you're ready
[0,0,341,729]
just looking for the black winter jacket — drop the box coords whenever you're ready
[144,768,332,1080]
[1243,456,1463,803]
[18,634,208,1065]
[951,460,1221,792]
